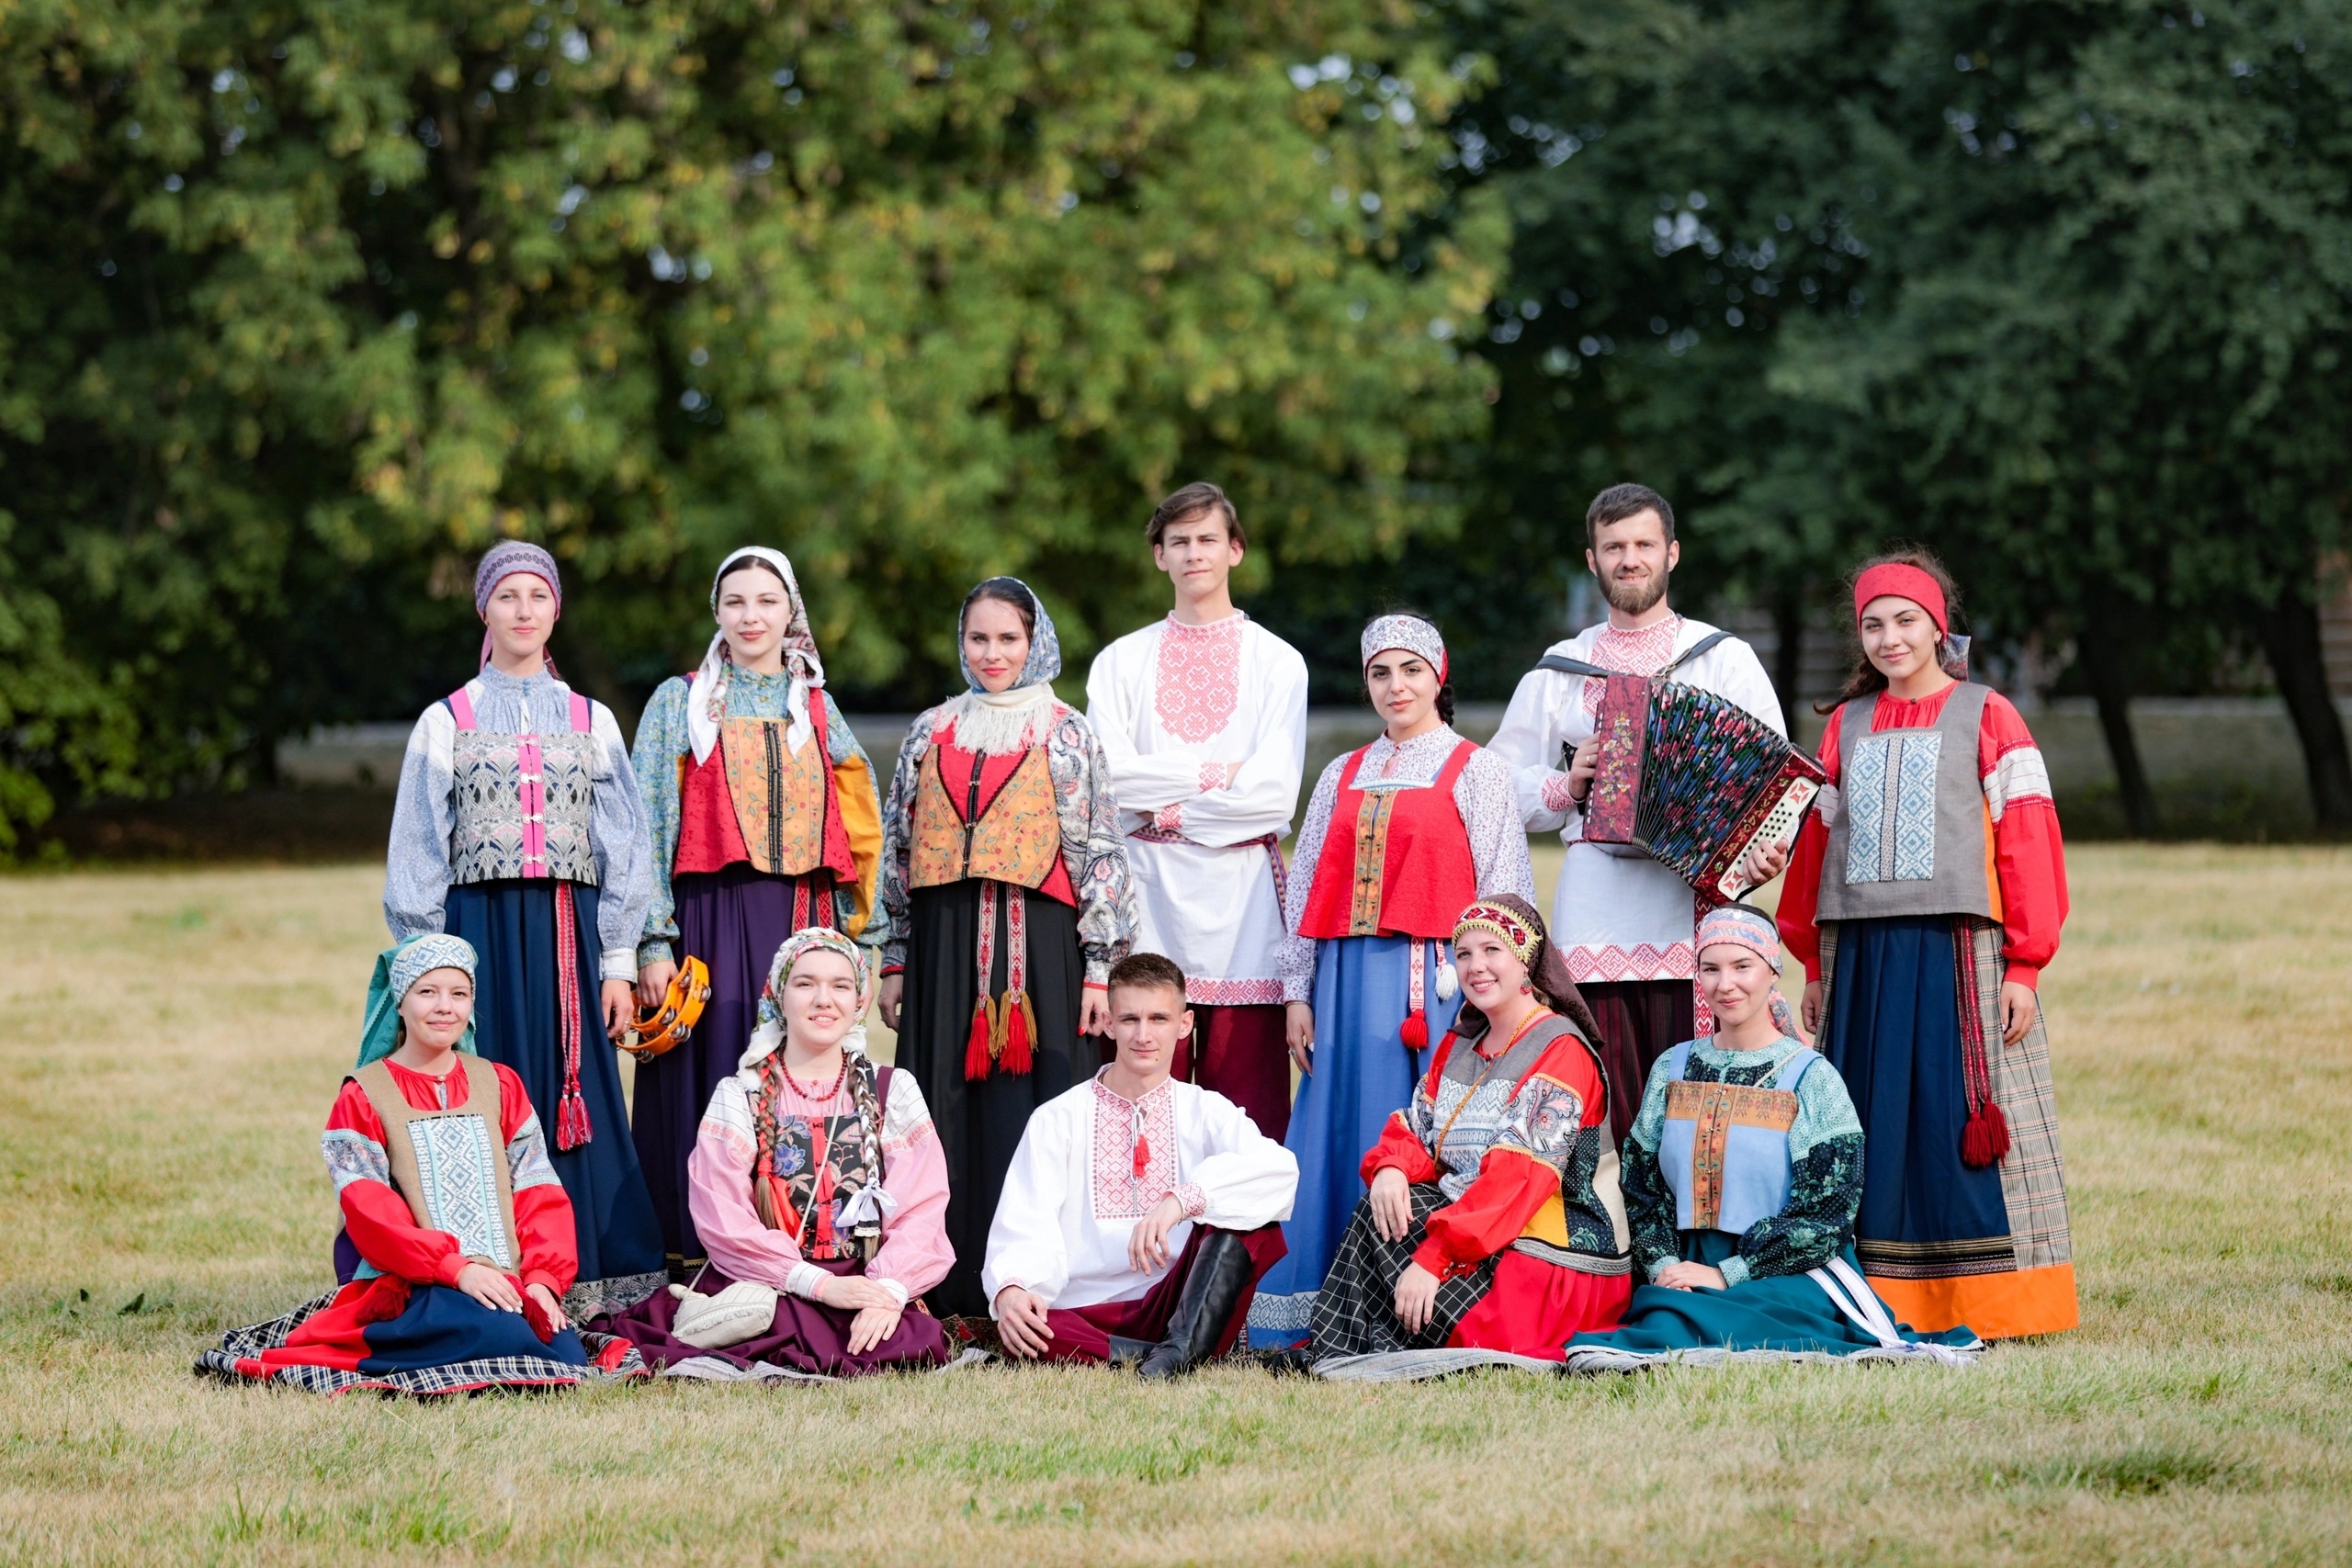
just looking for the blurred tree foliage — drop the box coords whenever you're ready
[0,0,1499,845]
[1419,0,2349,827]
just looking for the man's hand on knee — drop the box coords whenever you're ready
[994,1285,1055,1359]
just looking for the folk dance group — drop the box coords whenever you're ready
[204,481,2071,1396]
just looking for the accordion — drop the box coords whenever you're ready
[1542,641,1826,905]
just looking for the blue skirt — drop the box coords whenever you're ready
[1247,934,1459,1348]
[445,878,664,1312]
[1823,917,2010,1269]
[1566,1235,1979,1359]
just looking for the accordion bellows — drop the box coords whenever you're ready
[1582,673,1826,905]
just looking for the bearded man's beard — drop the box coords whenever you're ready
[1600,562,1668,617]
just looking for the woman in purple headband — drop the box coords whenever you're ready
[381,541,666,1317]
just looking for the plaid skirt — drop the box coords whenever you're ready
[1308,1184,1498,1359]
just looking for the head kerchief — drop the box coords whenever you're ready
[1697,903,1782,975]
[957,577,1062,694]
[1449,892,1586,1028]
[1852,563,1947,636]
[356,933,479,1067]
[1360,614,1448,683]
[473,541,564,671]
[737,927,872,1079]
[689,547,826,765]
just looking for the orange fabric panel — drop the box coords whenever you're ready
[1870,1262,2077,1339]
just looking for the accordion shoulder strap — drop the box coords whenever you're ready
[1535,628,1736,683]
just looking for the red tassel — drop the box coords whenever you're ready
[964,995,997,1082]
[1000,990,1035,1077]
[1961,1101,2011,1168]
[556,1088,593,1152]
[1133,1134,1151,1179]
[521,1285,558,1345]
[355,1275,411,1326]
[1399,1009,1429,1050]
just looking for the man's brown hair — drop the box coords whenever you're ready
[1147,481,1244,548]
[1107,951,1189,1004]
[1585,482,1676,546]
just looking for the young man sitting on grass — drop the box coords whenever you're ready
[982,953,1297,1377]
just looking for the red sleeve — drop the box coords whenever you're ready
[1414,1152,1560,1280]
[495,1064,580,1294]
[1778,705,1842,981]
[1413,1033,1598,1279]
[1977,694,2068,987]
[329,1080,470,1288]
[1360,1111,1438,1187]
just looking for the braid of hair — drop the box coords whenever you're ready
[847,1051,889,1256]
[751,1055,789,1232]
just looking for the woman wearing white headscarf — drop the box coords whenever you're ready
[628,547,886,1280]
[875,577,1139,1315]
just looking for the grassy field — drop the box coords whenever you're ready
[3,845,2348,1566]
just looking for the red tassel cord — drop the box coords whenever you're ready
[1001,991,1036,1077]
[1953,924,2011,1169]
[551,882,593,1150]
[1397,939,1431,1052]
[964,995,997,1082]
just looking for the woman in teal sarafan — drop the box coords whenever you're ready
[1565,905,1980,1368]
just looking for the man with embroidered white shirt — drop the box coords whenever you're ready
[1488,483,1786,1144]
[985,953,1296,1377]
[1084,482,1308,1140]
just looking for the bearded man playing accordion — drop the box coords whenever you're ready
[1489,483,1788,1141]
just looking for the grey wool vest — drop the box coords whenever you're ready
[1816,683,1996,922]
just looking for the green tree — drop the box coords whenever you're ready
[0,0,1499,842]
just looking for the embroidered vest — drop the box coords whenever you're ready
[1421,1016,1630,1271]
[752,1059,896,1261]
[674,688,857,884]
[907,738,1061,891]
[447,683,600,886]
[1656,1042,1818,1236]
[1816,683,1996,921]
[1298,739,1479,940]
[351,1057,524,1274]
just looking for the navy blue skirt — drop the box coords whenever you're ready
[445,878,664,1309]
[1821,916,2009,1262]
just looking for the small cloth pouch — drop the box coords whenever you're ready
[668,1280,780,1348]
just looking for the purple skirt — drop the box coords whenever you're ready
[632,865,830,1274]
[594,1258,950,1378]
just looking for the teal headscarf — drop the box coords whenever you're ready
[356,934,481,1067]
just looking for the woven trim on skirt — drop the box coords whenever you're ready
[194,1289,649,1398]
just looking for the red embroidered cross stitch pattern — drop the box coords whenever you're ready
[1153,615,1246,743]
[1090,1079,1180,1220]
[1578,615,1685,716]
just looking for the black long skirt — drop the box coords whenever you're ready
[901,881,1088,1316]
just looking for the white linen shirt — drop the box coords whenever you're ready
[1084,613,1308,1005]
[1487,616,1784,983]
[982,1073,1298,1313]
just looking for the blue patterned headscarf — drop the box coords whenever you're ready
[356,934,480,1067]
[956,576,1061,693]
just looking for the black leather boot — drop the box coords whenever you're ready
[1136,1230,1255,1380]
[1105,1335,1155,1366]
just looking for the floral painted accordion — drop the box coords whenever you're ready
[1542,637,1827,905]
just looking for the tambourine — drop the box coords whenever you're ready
[623,955,711,1062]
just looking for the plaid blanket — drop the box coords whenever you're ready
[194,1289,650,1398]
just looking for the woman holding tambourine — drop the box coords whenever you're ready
[629,548,886,1281]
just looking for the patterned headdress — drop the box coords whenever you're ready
[1453,900,1541,967]
[688,547,827,765]
[1359,613,1447,683]
[956,576,1062,694]
[473,541,564,671]
[356,933,479,1067]
[1696,903,1781,974]
[738,927,873,1077]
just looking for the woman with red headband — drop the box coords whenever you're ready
[1770,549,2076,1340]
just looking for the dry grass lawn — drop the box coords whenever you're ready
[3,845,2349,1566]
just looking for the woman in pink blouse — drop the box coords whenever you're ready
[594,928,953,1375]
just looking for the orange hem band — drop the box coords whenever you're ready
[1869,1262,2078,1340]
